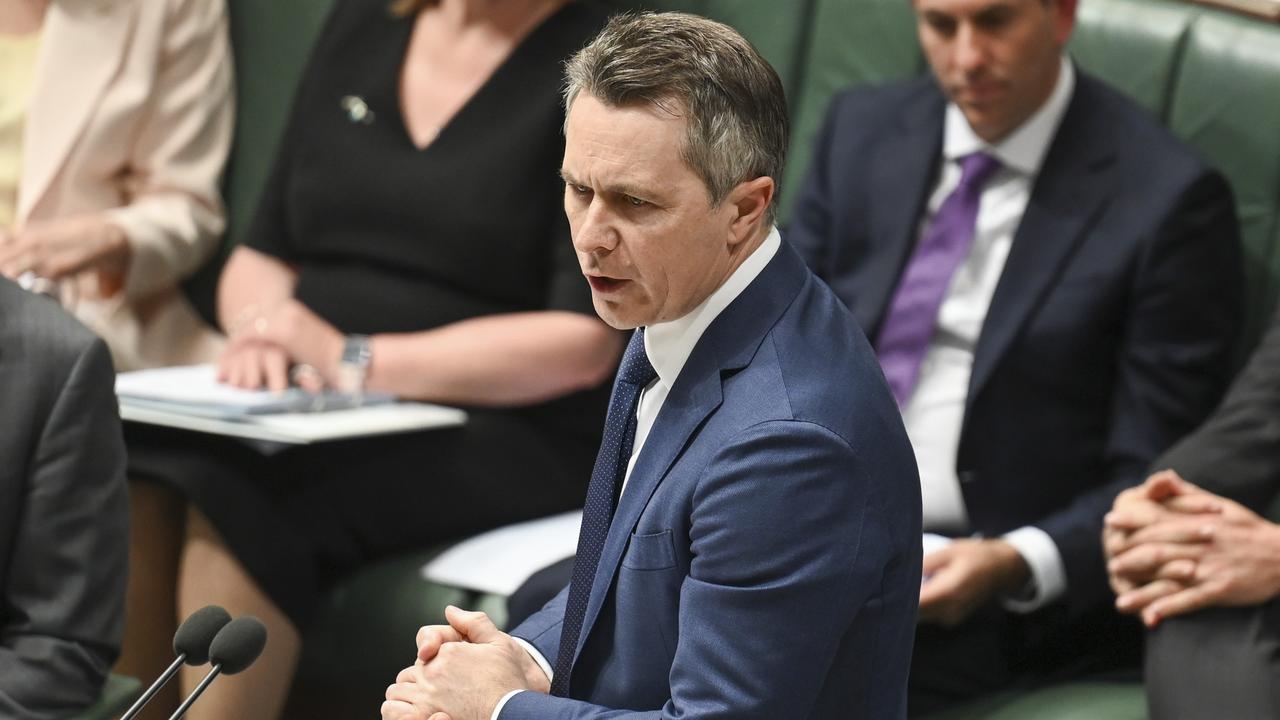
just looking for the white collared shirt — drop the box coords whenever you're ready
[494,227,781,718]
[905,57,1074,611]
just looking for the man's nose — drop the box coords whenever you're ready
[571,199,620,254]
[953,24,988,73]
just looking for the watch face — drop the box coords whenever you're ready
[342,335,372,367]
[339,335,372,395]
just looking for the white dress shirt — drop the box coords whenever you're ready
[905,57,1074,611]
[493,228,782,718]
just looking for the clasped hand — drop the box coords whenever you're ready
[919,538,1031,626]
[218,298,344,392]
[381,606,548,720]
[0,215,130,292]
[1104,470,1280,627]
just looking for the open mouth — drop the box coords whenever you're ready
[587,275,628,293]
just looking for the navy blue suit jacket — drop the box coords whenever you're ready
[504,242,923,718]
[787,72,1242,615]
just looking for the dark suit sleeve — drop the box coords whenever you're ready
[783,93,846,276]
[0,339,129,718]
[500,420,911,719]
[1154,305,1280,512]
[1037,169,1243,612]
[512,584,569,668]
[783,91,855,274]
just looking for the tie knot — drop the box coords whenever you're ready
[957,152,1002,189]
[619,329,658,387]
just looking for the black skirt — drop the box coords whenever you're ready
[125,408,593,626]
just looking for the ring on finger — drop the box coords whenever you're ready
[290,363,322,386]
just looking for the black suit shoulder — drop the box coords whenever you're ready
[0,280,103,379]
[825,75,942,143]
[1071,72,1224,193]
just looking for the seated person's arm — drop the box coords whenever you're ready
[1154,304,1280,512]
[1106,472,1280,626]
[360,312,622,406]
[217,249,624,404]
[0,0,232,298]
[1024,170,1242,615]
[0,339,128,716]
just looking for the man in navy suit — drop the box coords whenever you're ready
[787,0,1241,711]
[381,12,922,720]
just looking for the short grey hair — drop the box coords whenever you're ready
[564,12,789,224]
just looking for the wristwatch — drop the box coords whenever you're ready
[337,334,373,398]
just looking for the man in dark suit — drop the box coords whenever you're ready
[1105,307,1280,718]
[381,12,922,720]
[0,277,129,717]
[787,0,1241,711]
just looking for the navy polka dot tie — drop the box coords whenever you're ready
[550,328,657,697]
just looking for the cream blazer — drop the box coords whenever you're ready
[17,0,233,370]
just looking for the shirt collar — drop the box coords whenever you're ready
[943,56,1075,177]
[643,227,781,390]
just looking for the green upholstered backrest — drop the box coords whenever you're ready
[780,0,922,222]
[604,0,817,114]
[1169,8,1280,352]
[1071,0,1203,120]
[291,546,486,716]
[222,0,334,248]
[68,674,142,720]
[185,0,335,321]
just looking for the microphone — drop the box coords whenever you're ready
[120,605,232,720]
[169,616,268,720]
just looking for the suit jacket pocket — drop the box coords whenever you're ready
[622,529,676,571]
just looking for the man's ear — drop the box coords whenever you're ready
[1052,0,1079,45]
[726,176,775,247]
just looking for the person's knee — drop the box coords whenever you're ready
[1146,606,1280,719]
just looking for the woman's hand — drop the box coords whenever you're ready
[219,298,344,391]
[0,215,131,291]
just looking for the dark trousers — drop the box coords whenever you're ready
[909,603,1142,717]
[1146,601,1280,720]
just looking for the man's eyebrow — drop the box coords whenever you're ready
[558,171,653,200]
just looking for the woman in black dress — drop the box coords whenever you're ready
[120,1,618,717]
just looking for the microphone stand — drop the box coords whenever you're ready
[120,653,186,720]
[169,663,223,720]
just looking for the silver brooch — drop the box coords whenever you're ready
[341,95,375,125]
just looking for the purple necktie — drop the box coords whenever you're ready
[876,152,1002,406]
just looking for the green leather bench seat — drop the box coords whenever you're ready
[1170,9,1280,352]
[184,0,336,322]
[779,0,921,221]
[921,681,1148,720]
[288,544,509,716]
[1071,0,1202,119]
[609,0,818,111]
[71,673,142,720]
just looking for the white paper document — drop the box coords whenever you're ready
[119,401,467,444]
[116,364,393,418]
[117,364,466,444]
[422,511,582,596]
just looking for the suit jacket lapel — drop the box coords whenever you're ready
[18,0,135,222]
[967,76,1118,404]
[573,243,810,664]
[861,84,945,337]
